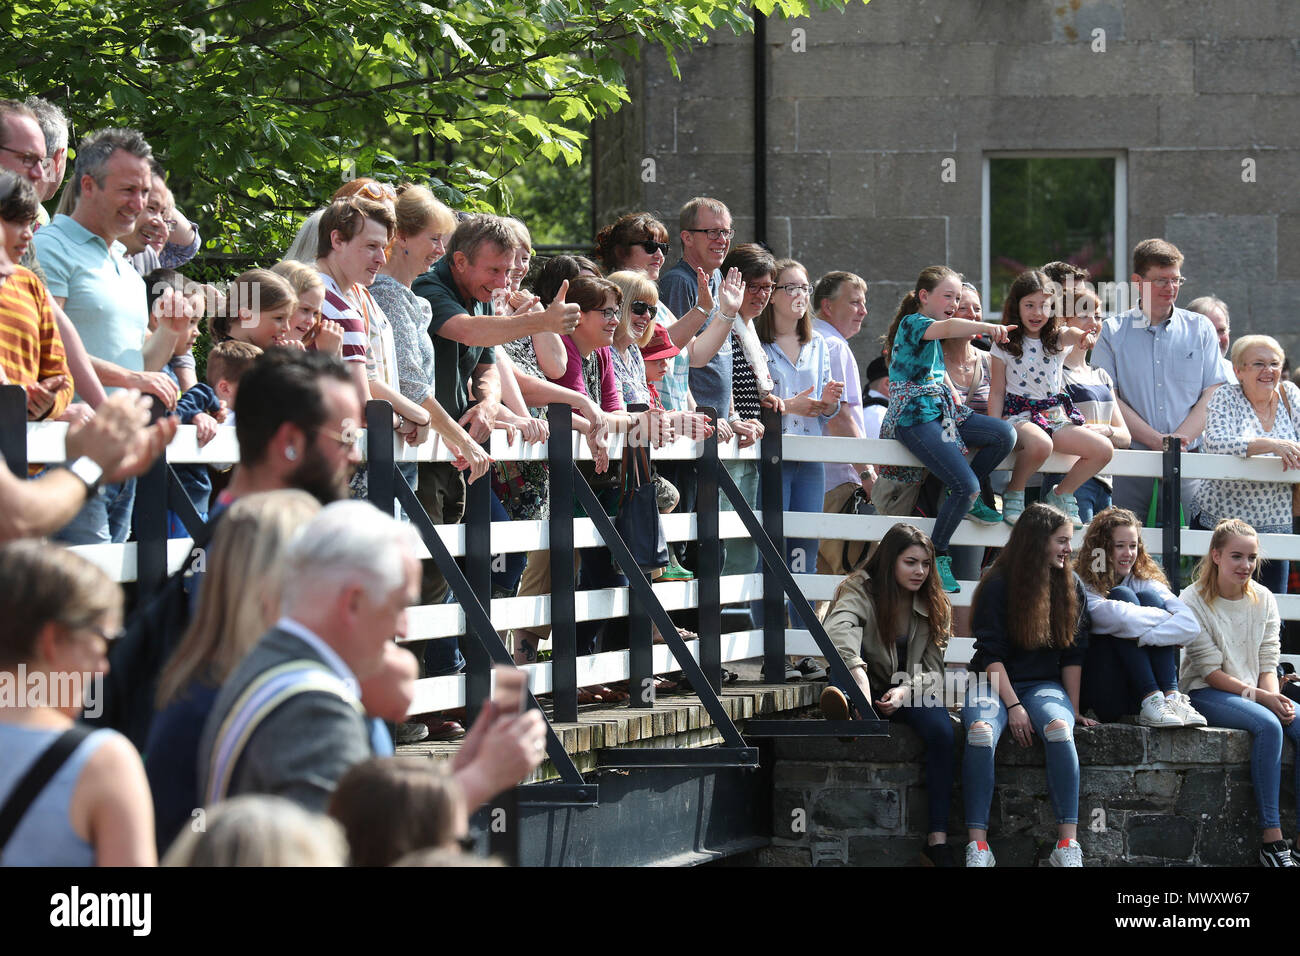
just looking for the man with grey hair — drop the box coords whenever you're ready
[198,500,546,813]
[23,96,68,221]
[1186,295,1234,381]
[34,127,193,544]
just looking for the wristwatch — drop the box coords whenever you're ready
[67,456,103,498]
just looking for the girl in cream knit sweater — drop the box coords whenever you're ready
[1180,518,1297,867]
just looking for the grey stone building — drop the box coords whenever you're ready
[593,0,1300,368]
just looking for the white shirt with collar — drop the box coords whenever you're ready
[275,616,360,697]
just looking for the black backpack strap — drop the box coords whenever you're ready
[0,725,94,854]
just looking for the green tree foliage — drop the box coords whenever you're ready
[2,0,864,256]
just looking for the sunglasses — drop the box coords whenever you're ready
[634,240,669,256]
[630,300,653,316]
[355,181,397,202]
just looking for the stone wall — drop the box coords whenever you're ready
[759,718,1294,866]
[592,0,1300,365]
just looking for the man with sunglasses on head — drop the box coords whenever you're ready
[1093,238,1229,519]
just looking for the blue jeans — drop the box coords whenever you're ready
[53,478,136,545]
[752,458,824,630]
[962,679,1080,829]
[895,413,1016,551]
[1189,687,1300,830]
[895,702,956,835]
[1081,587,1179,720]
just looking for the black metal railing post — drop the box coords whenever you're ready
[0,385,26,476]
[759,405,785,681]
[364,399,395,517]
[696,406,722,693]
[463,427,494,726]
[626,403,654,708]
[135,397,170,603]
[1162,436,1182,591]
[547,403,578,723]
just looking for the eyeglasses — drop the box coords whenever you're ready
[685,228,734,241]
[1246,361,1283,373]
[356,181,397,202]
[630,300,653,316]
[0,145,51,174]
[315,425,362,449]
[592,307,619,320]
[776,284,811,296]
[59,621,122,655]
[1144,276,1186,289]
[635,240,669,255]
[746,283,774,295]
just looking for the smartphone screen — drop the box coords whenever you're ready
[493,665,528,715]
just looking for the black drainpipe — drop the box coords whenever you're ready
[753,10,767,245]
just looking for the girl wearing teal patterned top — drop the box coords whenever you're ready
[881,266,1017,593]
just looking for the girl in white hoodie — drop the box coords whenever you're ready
[1075,507,1205,727]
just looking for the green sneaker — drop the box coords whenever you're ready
[966,499,1002,526]
[1002,490,1026,525]
[660,559,694,581]
[936,554,960,593]
[1042,486,1083,528]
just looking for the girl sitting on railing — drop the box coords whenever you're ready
[1180,517,1300,867]
[962,503,1097,867]
[880,265,1017,593]
[987,270,1113,528]
[820,522,957,866]
[1075,507,1205,727]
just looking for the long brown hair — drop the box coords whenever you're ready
[756,258,813,345]
[1192,517,1262,607]
[156,490,321,707]
[1075,507,1167,594]
[974,503,1079,650]
[882,265,959,360]
[999,269,1063,359]
[831,523,951,649]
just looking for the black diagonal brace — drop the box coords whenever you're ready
[716,464,880,721]
[571,469,748,749]
[395,472,589,789]
[165,466,209,541]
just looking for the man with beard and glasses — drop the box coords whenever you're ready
[216,348,362,512]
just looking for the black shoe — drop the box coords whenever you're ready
[1261,840,1296,867]
[922,842,957,867]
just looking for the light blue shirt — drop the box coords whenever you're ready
[275,616,360,697]
[1092,306,1228,450]
[763,332,839,437]
[32,214,149,389]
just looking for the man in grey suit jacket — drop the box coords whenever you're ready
[198,500,546,814]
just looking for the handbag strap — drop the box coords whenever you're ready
[0,725,93,854]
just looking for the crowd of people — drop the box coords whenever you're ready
[0,96,1297,868]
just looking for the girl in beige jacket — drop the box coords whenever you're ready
[821,522,956,865]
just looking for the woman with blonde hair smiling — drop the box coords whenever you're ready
[145,489,321,854]
[1180,518,1297,866]
[1194,334,1300,594]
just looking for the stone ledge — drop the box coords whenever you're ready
[771,717,1289,866]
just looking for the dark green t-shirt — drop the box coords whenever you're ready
[411,256,496,420]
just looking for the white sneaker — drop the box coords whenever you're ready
[1166,692,1208,727]
[1137,692,1183,728]
[965,841,996,867]
[1049,838,1084,867]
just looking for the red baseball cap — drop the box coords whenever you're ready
[640,324,681,361]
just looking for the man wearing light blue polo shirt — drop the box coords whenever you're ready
[33,128,188,544]
[1092,238,1229,523]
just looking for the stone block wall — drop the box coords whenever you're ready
[759,718,1293,866]
[592,0,1300,365]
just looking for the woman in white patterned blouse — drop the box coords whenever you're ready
[1195,334,1300,594]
